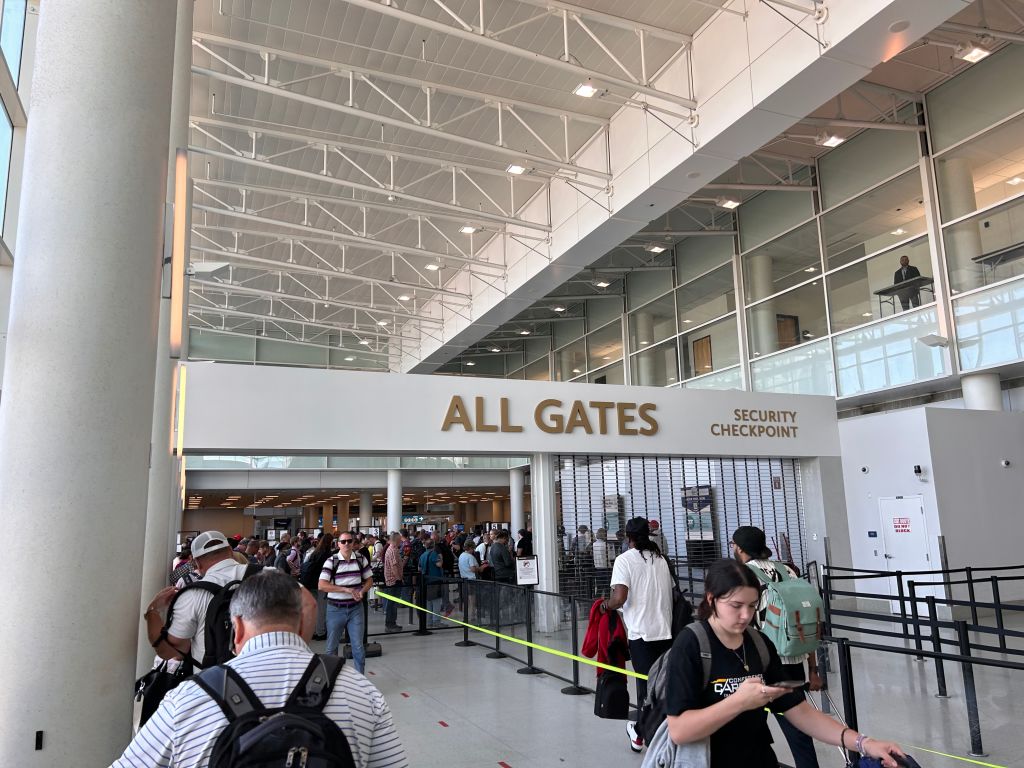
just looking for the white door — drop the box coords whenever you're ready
[878,496,931,614]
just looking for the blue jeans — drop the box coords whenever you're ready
[326,601,365,673]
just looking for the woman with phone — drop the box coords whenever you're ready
[662,559,905,768]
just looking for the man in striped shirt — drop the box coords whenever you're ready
[111,570,407,768]
[319,533,374,672]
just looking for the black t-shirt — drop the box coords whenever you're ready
[664,621,804,768]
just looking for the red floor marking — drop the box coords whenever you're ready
[438,721,449,728]
[366,671,375,676]
[400,692,410,698]
[498,762,512,767]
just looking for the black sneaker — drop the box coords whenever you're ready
[385,625,403,633]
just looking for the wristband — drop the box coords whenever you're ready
[839,728,850,751]
[855,734,868,754]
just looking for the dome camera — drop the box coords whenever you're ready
[860,466,869,474]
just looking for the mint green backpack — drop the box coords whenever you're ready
[750,562,823,658]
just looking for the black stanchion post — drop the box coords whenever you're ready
[455,579,474,647]
[518,587,542,675]
[926,596,948,698]
[966,567,978,626]
[413,573,431,636]
[561,597,587,695]
[896,572,909,641]
[822,574,833,634]
[908,580,923,660]
[991,576,1007,651]
[486,581,506,659]
[836,638,859,766]
[956,620,987,757]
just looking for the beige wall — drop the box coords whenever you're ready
[182,508,250,538]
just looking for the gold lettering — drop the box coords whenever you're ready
[441,396,473,432]
[500,398,523,433]
[535,399,564,434]
[564,400,594,434]
[589,401,615,435]
[616,402,638,436]
[733,408,743,421]
[711,424,722,436]
[638,403,659,436]
[474,396,499,433]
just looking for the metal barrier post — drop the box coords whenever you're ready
[561,597,588,695]
[896,572,909,640]
[956,620,987,757]
[835,638,859,766]
[822,574,833,634]
[926,596,948,698]
[908,580,923,660]
[517,587,542,675]
[966,567,978,625]
[454,579,474,647]
[486,581,506,659]
[991,576,1007,651]
[413,572,431,636]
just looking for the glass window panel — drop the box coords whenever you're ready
[524,357,550,381]
[927,45,1024,154]
[587,321,622,371]
[588,362,624,385]
[680,315,739,380]
[555,339,586,381]
[742,223,821,303]
[627,268,673,309]
[0,0,26,85]
[819,120,920,209]
[628,293,676,351]
[631,338,679,386]
[746,280,827,358]
[934,113,1024,223]
[750,338,836,396]
[507,367,526,380]
[502,350,525,370]
[954,279,1024,371]
[683,365,742,391]
[677,264,735,328]
[553,318,584,347]
[943,195,1024,294]
[834,307,949,398]
[676,236,734,284]
[328,348,387,369]
[587,296,623,328]
[462,355,504,376]
[822,171,926,269]
[0,104,10,231]
[738,190,815,252]
[189,329,255,363]
[525,337,549,363]
[827,238,933,332]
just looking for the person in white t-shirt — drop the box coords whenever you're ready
[601,517,674,753]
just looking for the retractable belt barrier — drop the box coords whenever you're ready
[378,592,1010,767]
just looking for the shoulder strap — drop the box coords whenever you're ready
[768,562,789,582]
[242,563,260,580]
[745,627,771,671]
[286,654,346,711]
[193,664,264,722]
[685,622,713,689]
[746,562,771,586]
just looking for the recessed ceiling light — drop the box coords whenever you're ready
[1008,177,1024,186]
[518,329,530,335]
[465,361,476,366]
[862,312,872,317]
[398,294,411,301]
[552,305,566,312]
[359,339,371,345]
[715,197,741,210]
[594,279,611,288]
[344,356,355,361]
[506,164,526,175]
[490,347,501,353]
[425,263,440,271]
[953,39,992,63]
[644,243,667,254]
[377,320,389,326]
[573,81,598,98]
[891,227,907,236]
[815,132,845,148]
[459,225,480,235]
[571,368,581,374]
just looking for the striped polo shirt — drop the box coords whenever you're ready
[110,631,407,768]
[320,552,372,605]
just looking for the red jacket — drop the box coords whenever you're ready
[581,598,629,677]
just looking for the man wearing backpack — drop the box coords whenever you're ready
[114,569,408,768]
[732,526,823,768]
[144,530,255,670]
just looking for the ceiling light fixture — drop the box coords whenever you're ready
[715,197,741,210]
[573,80,599,98]
[465,361,476,366]
[862,312,872,317]
[571,368,581,374]
[386,194,396,202]
[594,279,611,289]
[891,227,907,236]
[815,132,845,148]
[552,305,566,312]
[490,347,502,353]
[377,320,389,326]
[1008,177,1024,186]
[804,266,817,272]
[425,263,440,271]
[506,164,526,175]
[518,329,531,336]
[644,243,667,254]
[459,225,480,235]
[398,294,411,301]
[359,339,371,345]
[953,39,992,63]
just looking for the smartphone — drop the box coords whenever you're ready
[770,680,806,689]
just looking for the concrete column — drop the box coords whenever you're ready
[937,156,982,291]
[962,372,1003,411]
[634,311,656,384]
[492,499,504,525]
[359,490,373,529]
[531,453,560,632]
[386,469,402,534]
[338,501,351,532]
[748,250,777,357]
[0,2,176,764]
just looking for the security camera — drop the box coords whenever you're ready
[913,465,923,476]
[860,466,869,474]
[1001,459,1011,468]
[185,265,196,277]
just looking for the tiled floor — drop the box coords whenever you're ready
[316,598,1024,768]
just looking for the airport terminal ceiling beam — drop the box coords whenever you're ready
[190,145,552,233]
[193,67,611,180]
[191,35,610,128]
[192,204,509,273]
[335,0,697,110]
[189,244,470,300]
[190,278,448,326]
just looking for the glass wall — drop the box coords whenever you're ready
[0,0,26,85]
[750,338,836,396]
[954,279,1024,372]
[632,338,678,387]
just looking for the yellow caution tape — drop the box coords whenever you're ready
[378,590,648,679]
[897,745,1007,768]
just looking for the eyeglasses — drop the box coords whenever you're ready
[338,539,355,544]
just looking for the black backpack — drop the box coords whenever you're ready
[194,654,356,768]
[300,549,332,592]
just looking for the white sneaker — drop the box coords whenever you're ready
[626,720,643,753]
